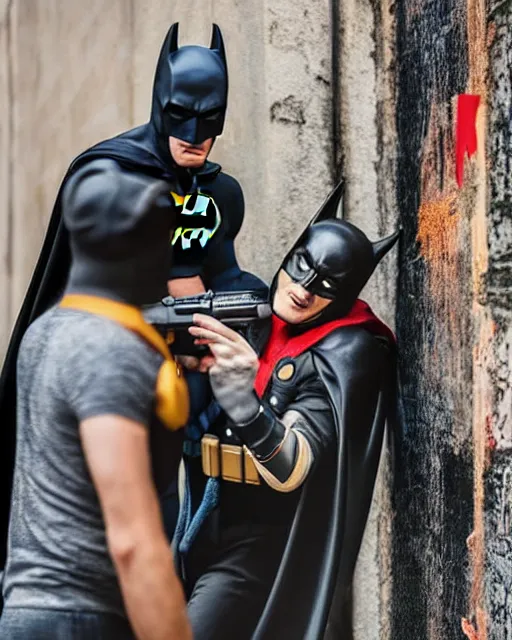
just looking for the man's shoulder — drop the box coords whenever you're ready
[203,166,242,196]
[215,170,241,189]
[313,325,391,375]
[27,308,163,370]
[317,324,384,349]
[67,309,160,349]
[68,126,163,177]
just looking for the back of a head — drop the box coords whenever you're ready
[63,159,174,306]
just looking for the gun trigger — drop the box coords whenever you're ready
[166,330,175,346]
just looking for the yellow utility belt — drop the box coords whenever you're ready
[201,434,261,486]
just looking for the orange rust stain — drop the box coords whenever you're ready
[486,21,497,48]
[417,195,459,263]
[417,99,460,280]
[416,102,463,335]
[416,100,472,448]
[416,194,466,355]
[462,618,479,640]
[461,618,485,640]
[420,100,458,201]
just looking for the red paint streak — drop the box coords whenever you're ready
[456,94,481,187]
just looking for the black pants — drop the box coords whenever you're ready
[0,607,135,639]
[185,521,289,640]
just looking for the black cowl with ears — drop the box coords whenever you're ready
[271,181,400,329]
[151,23,228,155]
[62,159,175,307]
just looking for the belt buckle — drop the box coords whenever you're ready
[221,444,243,483]
[201,435,220,477]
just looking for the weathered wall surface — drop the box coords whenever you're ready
[391,1,473,637]
[391,0,512,639]
[0,2,395,638]
[484,0,512,636]
[337,1,399,638]
[0,1,11,355]
[1,1,511,639]
[2,0,134,324]
[0,0,335,342]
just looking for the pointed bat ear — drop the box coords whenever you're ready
[167,22,179,54]
[279,180,344,268]
[373,229,401,264]
[210,24,227,65]
[310,180,344,226]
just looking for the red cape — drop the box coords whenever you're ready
[254,299,395,397]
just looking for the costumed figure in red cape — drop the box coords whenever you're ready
[174,182,400,639]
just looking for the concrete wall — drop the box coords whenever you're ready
[1,0,510,638]
[391,0,512,638]
[0,0,364,339]
[0,2,395,638]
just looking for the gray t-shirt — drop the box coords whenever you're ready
[2,307,181,617]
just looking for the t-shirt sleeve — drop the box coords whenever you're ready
[61,326,161,427]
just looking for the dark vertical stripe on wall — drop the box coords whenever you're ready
[391,1,473,638]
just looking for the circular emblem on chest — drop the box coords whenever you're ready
[277,362,295,381]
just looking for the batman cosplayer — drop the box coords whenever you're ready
[177,183,399,639]
[0,23,263,578]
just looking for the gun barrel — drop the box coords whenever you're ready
[142,290,270,329]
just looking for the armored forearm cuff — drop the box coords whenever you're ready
[232,402,287,461]
[233,403,313,491]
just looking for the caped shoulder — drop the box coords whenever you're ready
[313,325,392,375]
[212,170,242,194]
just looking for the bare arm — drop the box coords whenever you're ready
[80,415,192,640]
[169,276,208,372]
[168,275,206,297]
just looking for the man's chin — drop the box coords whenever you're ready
[180,156,206,168]
[273,304,308,325]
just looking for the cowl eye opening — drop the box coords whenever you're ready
[165,103,195,121]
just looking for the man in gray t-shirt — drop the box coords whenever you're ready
[0,161,192,639]
[3,308,171,616]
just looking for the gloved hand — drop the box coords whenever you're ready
[188,314,261,424]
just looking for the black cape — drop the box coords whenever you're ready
[0,123,262,570]
[250,324,395,639]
